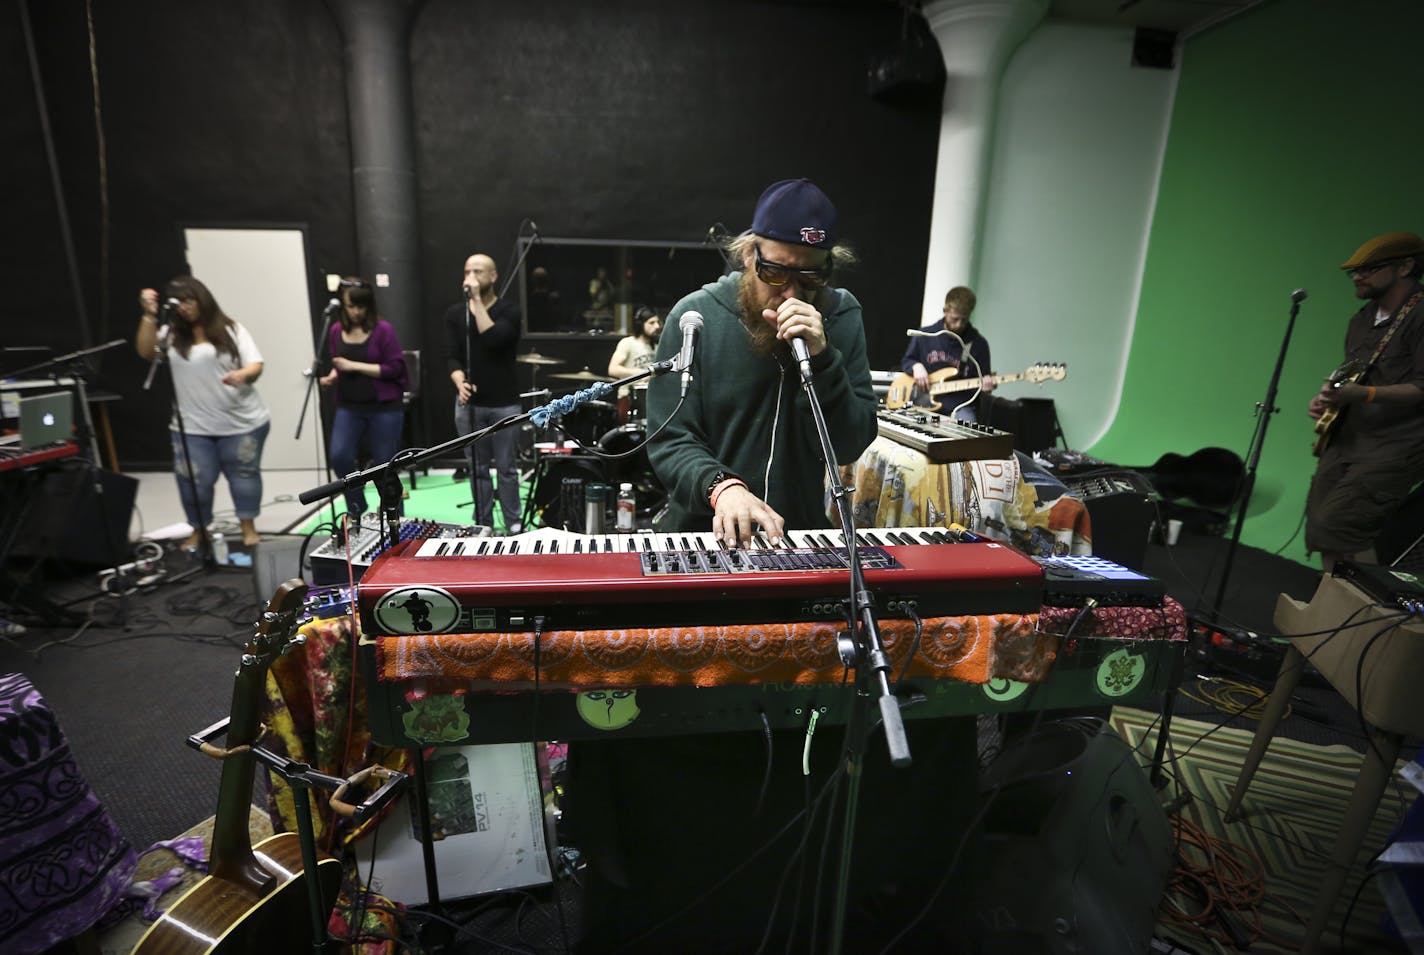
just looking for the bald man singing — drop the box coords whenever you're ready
[445,252,524,533]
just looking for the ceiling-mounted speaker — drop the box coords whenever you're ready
[868,14,945,102]
[1132,27,1177,69]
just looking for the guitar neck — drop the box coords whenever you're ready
[929,371,1026,396]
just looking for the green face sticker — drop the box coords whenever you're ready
[1096,646,1146,698]
[402,694,471,743]
[576,689,640,731]
[982,677,1029,703]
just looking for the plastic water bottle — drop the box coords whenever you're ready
[616,483,636,531]
[207,526,227,563]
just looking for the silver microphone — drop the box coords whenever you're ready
[1291,288,1308,304]
[464,286,473,301]
[790,337,812,380]
[678,311,704,398]
[162,297,182,310]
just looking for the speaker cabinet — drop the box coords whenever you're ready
[527,453,606,531]
[990,397,1061,453]
[973,721,1172,955]
[13,465,137,566]
[1061,470,1156,570]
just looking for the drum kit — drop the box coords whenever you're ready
[515,354,663,519]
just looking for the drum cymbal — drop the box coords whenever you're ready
[549,368,614,383]
[517,352,565,366]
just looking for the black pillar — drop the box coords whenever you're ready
[326,0,424,350]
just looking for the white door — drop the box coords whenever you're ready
[182,226,326,472]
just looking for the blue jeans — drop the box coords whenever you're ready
[329,406,406,517]
[171,421,271,529]
[454,400,521,531]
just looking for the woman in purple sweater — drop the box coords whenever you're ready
[319,277,409,518]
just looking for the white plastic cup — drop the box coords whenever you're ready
[1166,519,1183,546]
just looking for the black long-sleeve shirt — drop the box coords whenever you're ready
[442,297,522,407]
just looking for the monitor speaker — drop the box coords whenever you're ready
[990,397,1061,453]
[972,720,1172,954]
[13,465,138,566]
[1061,470,1156,571]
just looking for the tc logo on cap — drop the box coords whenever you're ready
[800,227,827,245]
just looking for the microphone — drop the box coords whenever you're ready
[464,286,473,301]
[1291,288,1308,304]
[162,297,181,311]
[677,311,703,398]
[323,297,341,315]
[790,337,813,380]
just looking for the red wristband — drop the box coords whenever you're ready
[710,479,748,509]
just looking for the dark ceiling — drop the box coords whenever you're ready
[1048,0,1262,37]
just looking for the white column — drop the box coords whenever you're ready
[919,0,1047,323]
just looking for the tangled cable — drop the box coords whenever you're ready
[1159,811,1306,951]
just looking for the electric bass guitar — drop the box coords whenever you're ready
[884,362,1067,412]
[1312,360,1363,457]
[133,581,341,955]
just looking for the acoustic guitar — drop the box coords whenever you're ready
[133,580,341,955]
[1312,360,1363,457]
[884,362,1067,412]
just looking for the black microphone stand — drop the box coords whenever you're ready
[294,300,344,542]
[789,349,911,955]
[1149,289,1305,787]
[301,359,678,545]
[460,287,482,522]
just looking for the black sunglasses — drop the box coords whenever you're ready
[753,244,833,289]
[1345,260,1401,279]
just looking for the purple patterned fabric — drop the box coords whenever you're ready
[0,673,136,953]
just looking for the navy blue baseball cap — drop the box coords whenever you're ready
[749,178,836,248]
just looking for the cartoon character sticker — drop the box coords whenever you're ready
[373,586,462,634]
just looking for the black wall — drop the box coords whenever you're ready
[5,0,940,467]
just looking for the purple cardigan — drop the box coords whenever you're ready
[328,318,409,404]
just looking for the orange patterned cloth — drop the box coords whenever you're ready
[373,612,1053,689]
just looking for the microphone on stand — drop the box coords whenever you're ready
[464,286,473,302]
[677,311,703,398]
[790,337,813,381]
[323,297,342,315]
[1291,288,1308,304]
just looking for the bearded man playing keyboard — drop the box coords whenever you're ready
[645,178,878,546]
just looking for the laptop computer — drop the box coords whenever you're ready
[19,392,74,449]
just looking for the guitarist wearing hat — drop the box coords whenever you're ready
[1306,230,1424,572]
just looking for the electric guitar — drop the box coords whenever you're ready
[884,362,1067,412]
[1312,360,1363,457]
[133,580,341,955]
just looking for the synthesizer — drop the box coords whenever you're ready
[355,525,1044,634]
[1034,554,1166,608]
[0,441,80,473]
[876,408,1015,462]
[308,514,490,585]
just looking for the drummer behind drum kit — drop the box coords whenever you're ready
[515,353,665,527]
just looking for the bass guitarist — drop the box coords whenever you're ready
[899,285,996,421]
[1306,230,1424,573]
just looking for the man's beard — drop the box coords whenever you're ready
[737,273,813,358]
